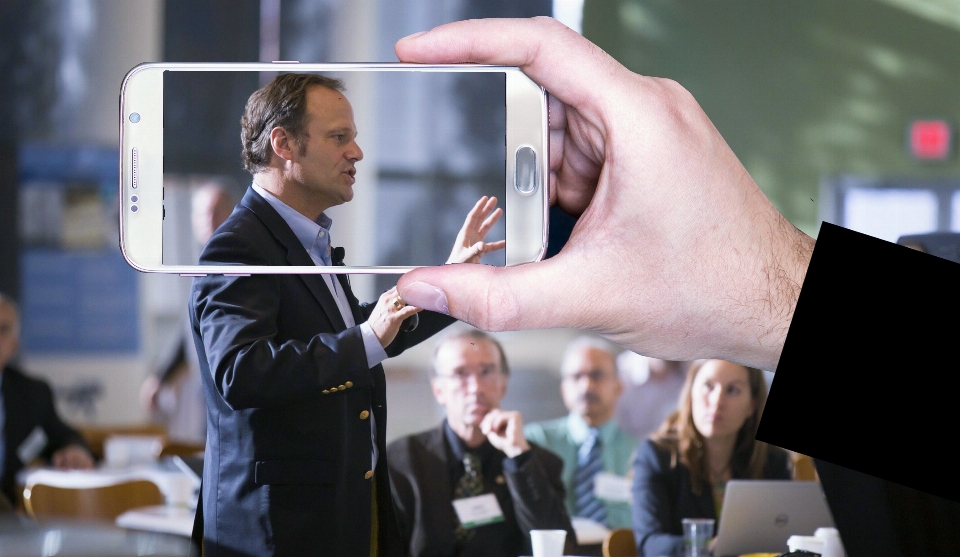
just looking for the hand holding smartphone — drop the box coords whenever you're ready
[119,63,548,275]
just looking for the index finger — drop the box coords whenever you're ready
[394,17,623,109]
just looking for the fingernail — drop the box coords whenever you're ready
[399,30,427,41]
[400,281,449,314]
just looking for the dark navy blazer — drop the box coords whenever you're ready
[1,365,89,503]
[631,438,791,557]
[191,187,453,557]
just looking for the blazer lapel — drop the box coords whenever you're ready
[239,187,347,331]
[423,426,459,552]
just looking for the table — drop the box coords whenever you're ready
[18,460,198,508]
[16,460,199,537]
[115,505,195,537]
[572,516,611,545]
[0,517,192,557]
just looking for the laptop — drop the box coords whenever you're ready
[713,480,836,557]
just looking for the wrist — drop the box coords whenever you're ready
[741,214,815,371]
[502,439,530,459]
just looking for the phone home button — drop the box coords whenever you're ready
[514,146,538,195]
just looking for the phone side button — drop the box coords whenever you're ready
[180,273,207,277]
[224,273,251,277]
[514,146,538,195]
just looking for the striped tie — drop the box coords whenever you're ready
[574,429,607,525]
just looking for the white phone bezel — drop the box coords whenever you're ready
[119,62,548,274]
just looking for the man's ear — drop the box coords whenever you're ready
[269,127,296,162]
[430,378,445,406]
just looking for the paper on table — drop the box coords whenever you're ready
[571,516,610,545]
[116,505,195,537]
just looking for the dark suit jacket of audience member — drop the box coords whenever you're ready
[631,438,791,557]
[387,422,576,557]
[1,365,89,502]
[191,187,454,557]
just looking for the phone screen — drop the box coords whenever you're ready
[159,70,507,273]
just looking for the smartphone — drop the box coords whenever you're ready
[119,63,548,274]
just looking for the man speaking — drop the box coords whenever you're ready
[191,73,503,557]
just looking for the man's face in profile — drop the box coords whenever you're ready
[431,337,508,429]
[292,85,363,209]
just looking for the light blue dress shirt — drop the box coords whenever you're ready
[252,184,387,366]
[252,184,387,469]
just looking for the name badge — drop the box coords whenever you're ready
[17,426,49,464]
[452,493,505,528]
[594,472,632,503]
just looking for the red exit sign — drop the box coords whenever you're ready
[908,120,953,160]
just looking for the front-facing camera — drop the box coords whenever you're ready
[129,112,141,123]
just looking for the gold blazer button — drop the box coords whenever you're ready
[364,470,374,480]
[345,381,354,388]
[359,410,370,420]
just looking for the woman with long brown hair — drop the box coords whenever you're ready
[630,359,790,556]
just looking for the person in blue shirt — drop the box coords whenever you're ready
[525,336,637,530]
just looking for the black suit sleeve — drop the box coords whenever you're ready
[155,338,187,384]
[757,222,960,503]
[195,226,455,411]
[502,446,576,548]
[631,440,684,557]
[35,380,88,461]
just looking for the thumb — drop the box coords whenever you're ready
[397,260,572,332]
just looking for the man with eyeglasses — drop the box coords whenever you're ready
[526,336,638,530]
[386,328,574,557]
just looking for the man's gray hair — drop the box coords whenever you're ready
[430,327,510,376]
[560,334,620,374]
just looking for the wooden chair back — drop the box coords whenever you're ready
[792,452,819,481]
[22,479,164,521]
[603,528,637,557]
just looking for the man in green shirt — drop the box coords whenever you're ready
[525,336,638,530]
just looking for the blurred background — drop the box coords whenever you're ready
[1,0,959,443]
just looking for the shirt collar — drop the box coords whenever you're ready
[443,419,495,463]
[252,183,333,263]
[567,412,617,445]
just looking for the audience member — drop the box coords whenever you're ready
[525,336,637,530]
[630,359,789,557]
[0,293,94,503]
[387,329,574,557]
[615,353,689,441]
[139,181,236,443]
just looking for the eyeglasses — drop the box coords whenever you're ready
[436,366,503,384]
[562,370,613,383]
